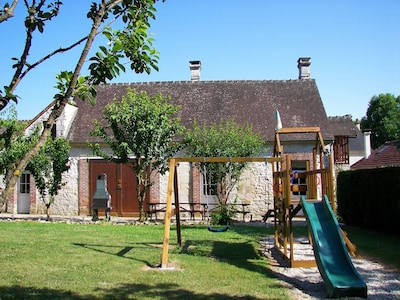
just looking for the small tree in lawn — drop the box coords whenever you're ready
[27,137,70,220]
[89,88,183,222]
[183,119,265,224]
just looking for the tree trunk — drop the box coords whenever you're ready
[46,203,51,221]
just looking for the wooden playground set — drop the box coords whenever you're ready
[271,127,335,267]
[160,126,357,269]
[159,126,367,298]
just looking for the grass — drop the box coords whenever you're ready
[343,225,400,270]
[1,221,399,300]
[0,221,288,300]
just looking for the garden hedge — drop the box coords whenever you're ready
[337,167,400,233]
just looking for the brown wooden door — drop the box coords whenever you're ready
[120,163,138,216]
[90,160,139,217]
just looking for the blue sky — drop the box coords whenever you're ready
[1,0,399,121]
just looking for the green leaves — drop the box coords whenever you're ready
[24,1,63,33]
[0,105,38,185]
[27,136,70,206]
[89,1,159,84]
[90,88,183,174]
[361,93,400,148]
[87,0,160,84]
[184,119,265,158]
[183,118,265,204]
[54,71,96,105]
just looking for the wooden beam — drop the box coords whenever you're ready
[161,158,176,269]
[276,127,321,134]
[171,157,282,164]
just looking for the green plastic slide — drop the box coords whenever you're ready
[300,195,367,298]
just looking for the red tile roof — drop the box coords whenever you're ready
[351,140,400,169]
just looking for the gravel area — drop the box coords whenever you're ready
[261,235,400,299]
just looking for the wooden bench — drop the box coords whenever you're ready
[201,203,251,222]
[146,202,204,220]
[146,203,167,220]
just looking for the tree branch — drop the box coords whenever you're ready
[0,0,19,23]
[19,35,89,81]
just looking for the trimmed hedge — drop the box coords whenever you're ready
[337,167,400,233]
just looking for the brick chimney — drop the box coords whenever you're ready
[189,60,201,81]
[297,57,311,80]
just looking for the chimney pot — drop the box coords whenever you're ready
[189,60,201,81]
[297,57,311,80]
[363,131,371,158]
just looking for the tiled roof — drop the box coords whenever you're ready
[68,79,334,143]
[328,115,358,137]
[328,115,364,154]
[351,140,400,169]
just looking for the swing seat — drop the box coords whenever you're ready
[208,225,230,232]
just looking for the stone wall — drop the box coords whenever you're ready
[34,157,80,216]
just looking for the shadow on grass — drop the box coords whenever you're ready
[0,283,262,300]
[180,238,275,279]
[73,242,162,266]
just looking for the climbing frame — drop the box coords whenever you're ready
[272,127,335,268]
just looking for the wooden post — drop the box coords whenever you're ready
[173,164,182,247]
[161,158,176,269]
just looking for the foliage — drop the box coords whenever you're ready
[183,118,265,211]
[0,105,39,185]
[0,0,164,207]
[361,93,400,149]
[184,119,264,225]
[89,88,183,221]
[27,136,70,220]
[337,167,400,233]
[209,203,236,225]
[0,0,162,109]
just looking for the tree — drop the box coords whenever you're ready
[183,119,265,223]
[361,93,400,149]
[0,1,163,207]
[89,88,183,222]
[0,106,40,204]
[26,136,70,220]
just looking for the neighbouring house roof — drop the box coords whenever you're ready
[328,115,364,155]
[68,79,333,144]
[328,115,357,138]
[351,140,400,170]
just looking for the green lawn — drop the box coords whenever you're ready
[0,221,288,300]
[1,221,399,300]
[343,225,400,270]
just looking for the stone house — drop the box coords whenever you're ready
[4,58,358,220]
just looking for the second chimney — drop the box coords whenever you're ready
[297,57,311,80]
[189,60,201,81]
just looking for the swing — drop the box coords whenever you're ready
[203,160,230,233]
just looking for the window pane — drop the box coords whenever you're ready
[19,173,30,194]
